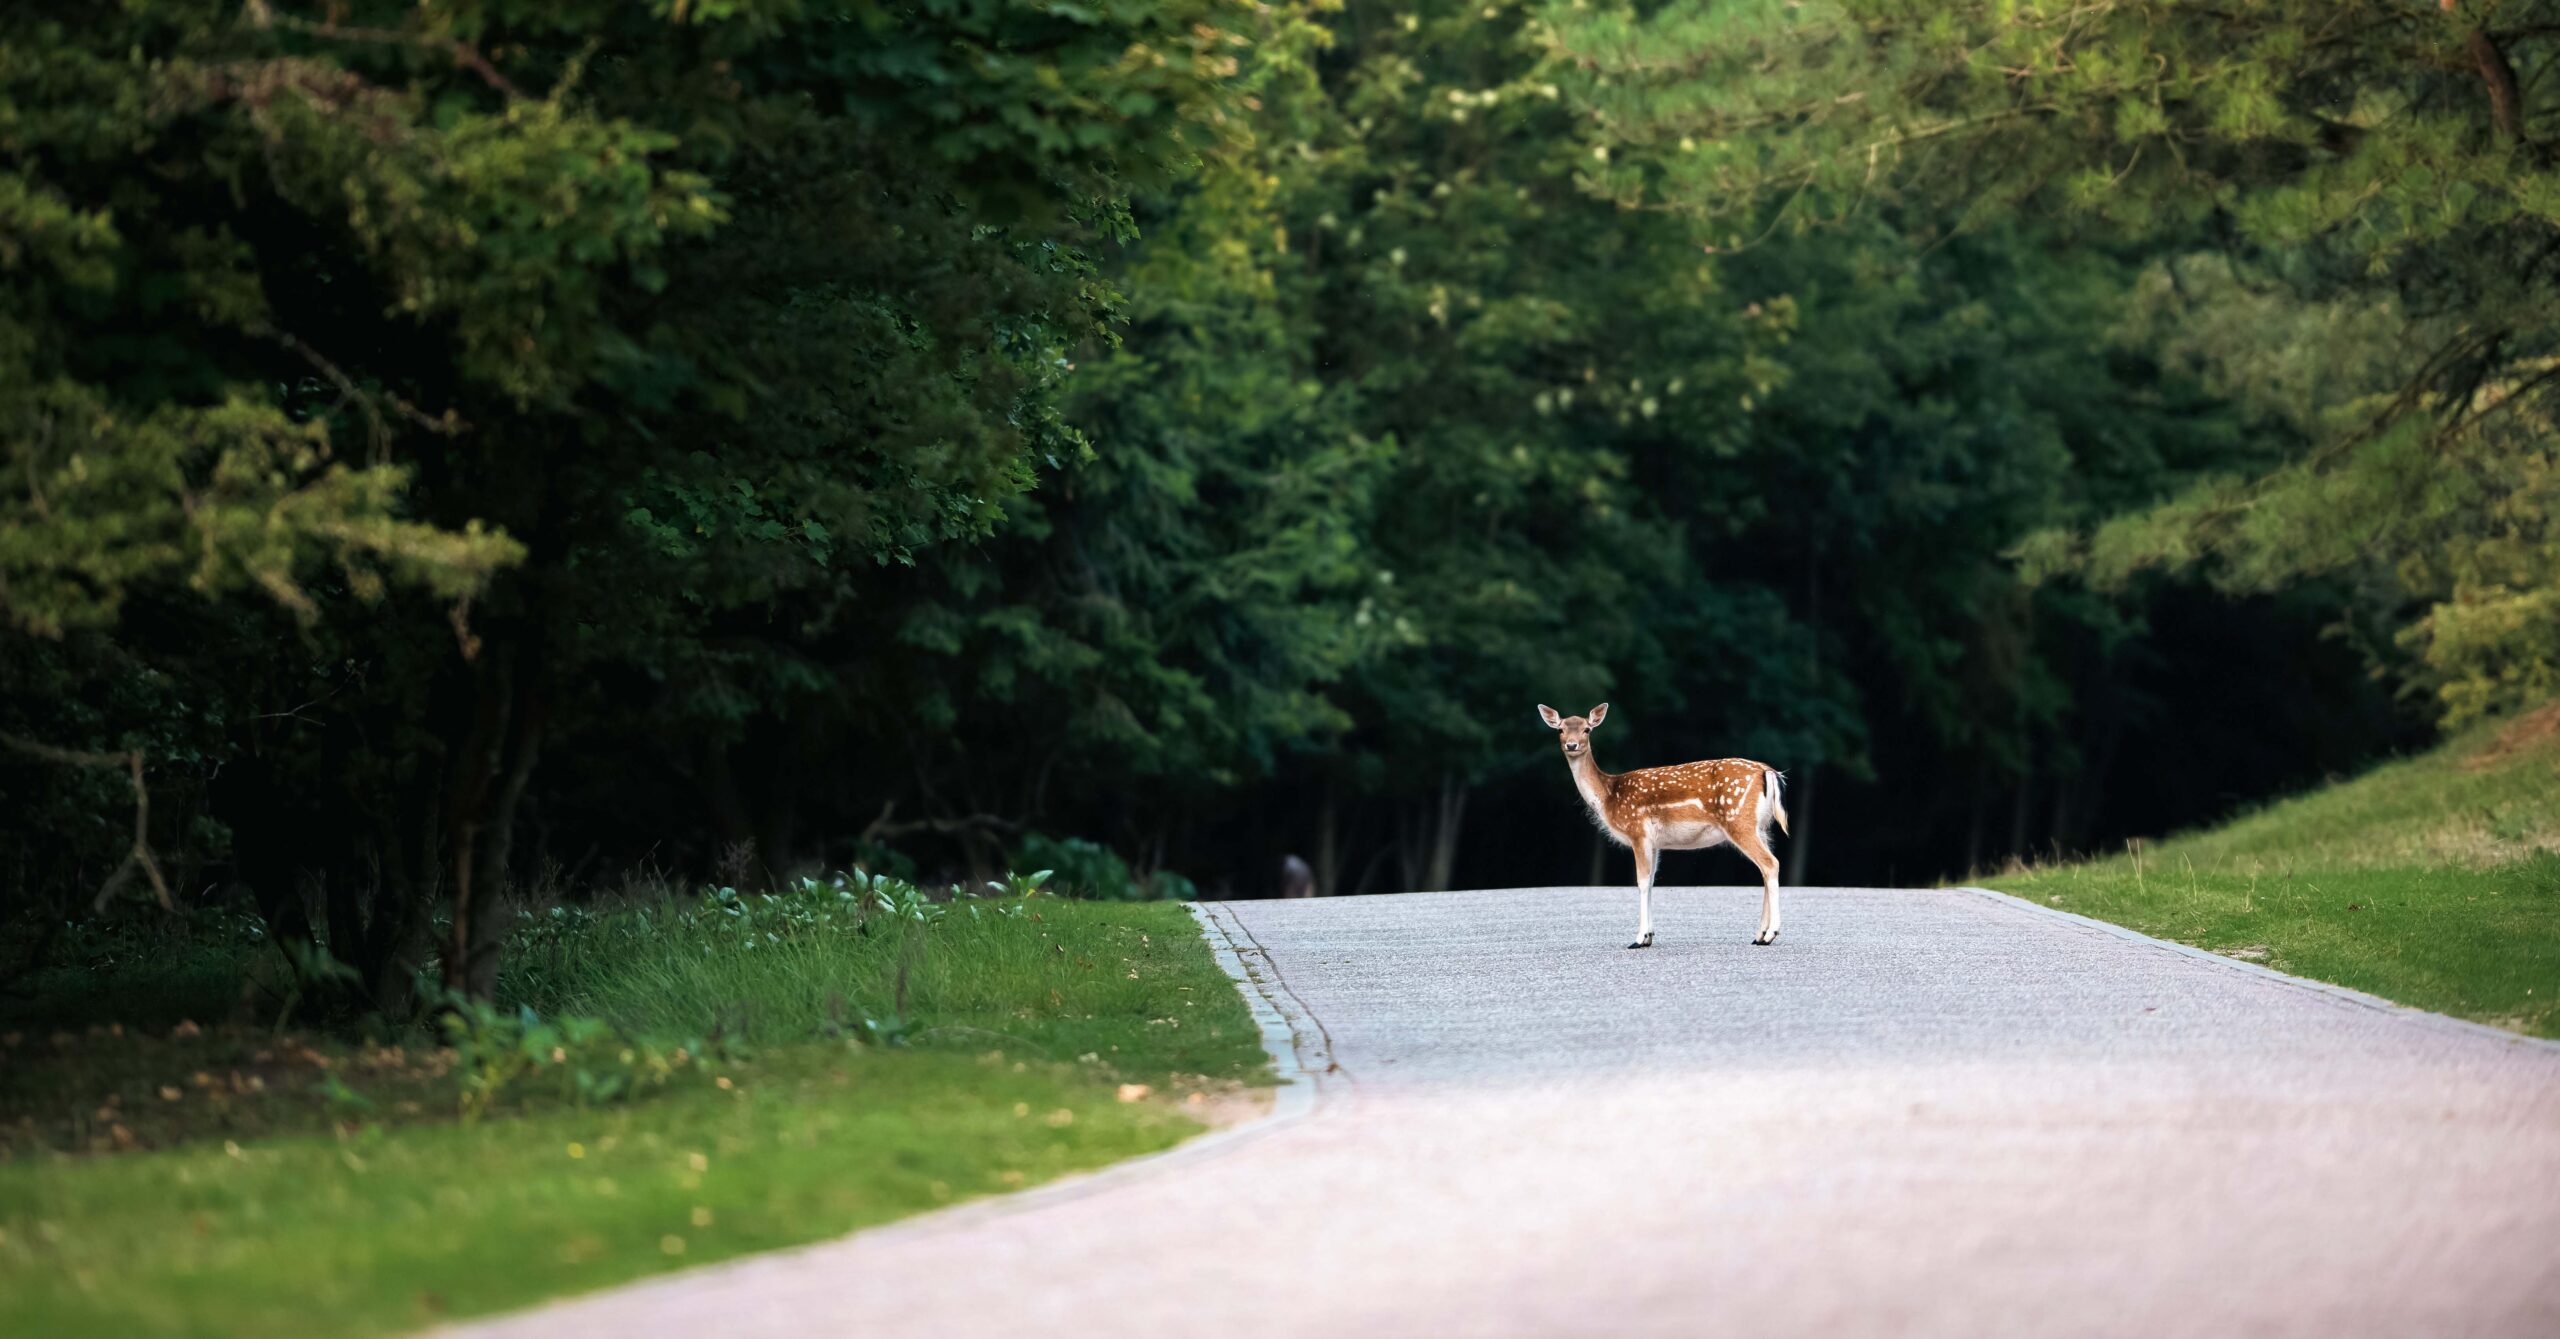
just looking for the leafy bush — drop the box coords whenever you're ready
[437,997,710,1122]
[985,868,1054,900]
[845,841,921,883]
[1013,834,1194,901]
[1147,868,1202,902]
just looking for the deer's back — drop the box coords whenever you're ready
[1609,757,1770,829]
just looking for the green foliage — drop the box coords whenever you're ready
[437,997,709,1120]
[1559,0,2560,722]
[0,384,522,637]
[1,0,1265,995]
[1015,834,1188,901]
[3,0,2498,1015]
[986,869,1056,900]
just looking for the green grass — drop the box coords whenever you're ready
[1,892,1265,1336]
[1983,706,2560,1037]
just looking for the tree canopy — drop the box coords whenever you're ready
[2,0,2509,1006]
[1554,0,2560,721]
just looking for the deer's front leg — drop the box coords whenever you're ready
[1628,829,1656,949]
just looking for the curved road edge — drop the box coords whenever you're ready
[436,901,1336,1338]
[1955,884,2560,1054]
[688,901,1338,1247]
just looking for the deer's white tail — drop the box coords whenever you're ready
[1762,767,1790,837]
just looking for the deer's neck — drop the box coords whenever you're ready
[1567,751,1617,831]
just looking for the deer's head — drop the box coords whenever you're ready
[1537,702,1608,759]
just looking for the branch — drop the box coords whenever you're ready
[2445,1,2527,142]
[245,2,525,101]
[268,329,467,461]
[2466,29,2527,141]
[858,800,1023,845]
[0,733,175,913]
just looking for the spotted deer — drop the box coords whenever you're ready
[1538,703,1789,949]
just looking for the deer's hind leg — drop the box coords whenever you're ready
[1628,829,1657,949]
[1727,823,1782,945]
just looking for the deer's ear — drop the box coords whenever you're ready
[1587,702,1609,726]
[1537,704,1563,730]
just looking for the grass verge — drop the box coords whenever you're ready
[2,893,1265,1337]
[1982,705,2560,1037]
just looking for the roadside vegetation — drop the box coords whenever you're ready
[1984,705,2560,1038]
[0,879,1264,1337]
[11,0,2560,1326]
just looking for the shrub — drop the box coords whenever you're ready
[1013,834,1194,901]
[437,996,710,1122]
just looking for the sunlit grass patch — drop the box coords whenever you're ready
[1985,708,2560,1038]
[1,1046,1204,1337]
[1,895,1264,1337]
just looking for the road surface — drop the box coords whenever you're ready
[457,886,2560,1338]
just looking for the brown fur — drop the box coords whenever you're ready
[1539,701,1789,946]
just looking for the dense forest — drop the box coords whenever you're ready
[7,0,2555,1008]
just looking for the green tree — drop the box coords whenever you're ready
[2,0,1250,998]
[1554,0,2560,722]
[801,6,1388,887]
[1268,1,1798,890]
[884,0,2264,891]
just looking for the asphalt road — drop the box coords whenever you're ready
[457,886,2560,1339]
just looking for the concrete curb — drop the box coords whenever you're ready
[1955,884,2560,1054]
[1190,898,1338,1101]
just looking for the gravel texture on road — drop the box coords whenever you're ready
[452,886,2560,1339]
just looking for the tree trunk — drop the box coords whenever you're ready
[702,740,753,857]
[1419,772,1468,893]
[2056,669,2125,853]
[1313,782,1339,897]
[1349,838,1395,898]
[311,754,439,1020]
[442,634,544,1000]
[754,711,811,880]
[1963,762,1986,878]
[755,796,799,886]
[2006,757,2034,869]
[2443,1,2525,143]
[1586,827,1608,886]
[1790,546,1824,886]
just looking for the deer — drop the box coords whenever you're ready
[1538,703,1789,949]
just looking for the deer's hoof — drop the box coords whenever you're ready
[1626,935,1654,950]
[1752,930,1779,946]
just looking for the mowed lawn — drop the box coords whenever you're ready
[1984,705,2560,1037]
[0,896,1265,1338]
